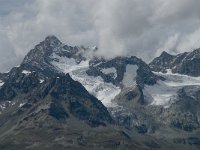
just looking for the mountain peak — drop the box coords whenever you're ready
[160,51,173,58]
[190,48,200,57]
[45,35,59,41]
[44,35,62,47]
[150,47,200,76]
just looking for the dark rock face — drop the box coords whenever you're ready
[0,71,40,101]
[167,86,200,131]
[0,85,16,101]
[149,51,176,73]
[114,85,145,106]
[21,36,63,77]
[87,56,159,88]
[188,137,200,146]
[0,69,113,128]
[49,99,69,120]
[37,74,113,127]
[150,49,200,76]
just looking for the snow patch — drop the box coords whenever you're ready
[88,46,97,51]
[50,54,89,74]
[154,70,200,87]
[40,79,44,83]
[92,62,103,67]
[122,65,138,88]
[22,70,31,75]
[101,67,117,79]
[144,81,177,108]
[19,103,25,107]
[0,80,4,87]
[0,101,16,114]
[0,104,6,109]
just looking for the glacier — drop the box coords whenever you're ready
[50,55,121,108]
[144,69,200,108]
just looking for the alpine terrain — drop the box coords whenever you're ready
[0,36,200,150]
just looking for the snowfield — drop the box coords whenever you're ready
[0,80,4,87]
[71,68,121,108]
[50,53,89,74]
[50,51,200,109]
[144,81,178,108]
[155,69,200,87]
[22,70,32,75]
[50,55,121,108]
[144,69,200,108]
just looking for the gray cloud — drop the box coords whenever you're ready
[0,0,200,72]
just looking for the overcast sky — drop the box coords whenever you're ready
[0,0,200,72]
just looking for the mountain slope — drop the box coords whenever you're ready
[0,35,200,149]
[0,35,159,109]
[0,71,113,126]
[0,66,180,150]
[149,49,200,76]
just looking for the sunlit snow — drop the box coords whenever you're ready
[40,79,44,83]
[0,80,4,87]
[22,70,31,75]
[19,103,25,107]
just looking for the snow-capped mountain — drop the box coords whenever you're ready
[0,35,200,149]
[21,35,95,77]
[0,35,199,113]
[0,35,160,109]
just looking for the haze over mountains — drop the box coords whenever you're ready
[0,36,200,149]
[1,0,200,73]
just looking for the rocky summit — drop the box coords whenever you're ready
[0,36,200,150]
[149,49,200,76]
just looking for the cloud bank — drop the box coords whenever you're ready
[0,0,200,72]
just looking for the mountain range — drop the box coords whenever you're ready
[0,35,200,150]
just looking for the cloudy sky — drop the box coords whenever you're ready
[0,0,200,72]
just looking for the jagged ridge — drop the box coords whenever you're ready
[150,49,200,76]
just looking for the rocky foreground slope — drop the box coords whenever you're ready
[0,36,200,150]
